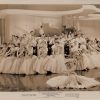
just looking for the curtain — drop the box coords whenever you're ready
[0,18,5,44]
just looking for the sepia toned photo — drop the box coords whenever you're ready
[0,2,100,97]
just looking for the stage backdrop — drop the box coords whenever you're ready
[62,15,100,40]
[4,14,100,42]
[79,20,100,39]
[5,15,62,42]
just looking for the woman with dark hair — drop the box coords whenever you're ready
[44,39,67,74]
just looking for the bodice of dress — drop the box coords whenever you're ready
[52,44,63,55]
[59,40,65,55]
[21,38,28,46]
[76,37,86,45]
[49,38,54,44]
[38,38,47,48]
[27,46,33,55]
[31,39,37,47]
[70,40,79,52]
[38,38,48,56]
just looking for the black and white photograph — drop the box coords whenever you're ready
[0,0,100,100]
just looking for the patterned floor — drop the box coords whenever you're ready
[0,68,100,91]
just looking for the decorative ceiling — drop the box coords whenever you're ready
[0,4,100,20]
[0,4,82,11]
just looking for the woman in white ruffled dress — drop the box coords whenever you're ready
[70,35,91,71]
[10,44,24,74]
[87,40,100,69]
[33,37,48,74]
[44,39,67,74]
[0,44,16,74]
[70,38,83,71]
[80,48,92,70]
[46,71,100,89]
[19,44,35,75]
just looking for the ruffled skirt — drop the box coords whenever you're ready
[0,57,15,73]
[47,75,100,89]
[44,55,67,73]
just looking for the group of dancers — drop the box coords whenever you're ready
[0,25,100,89]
